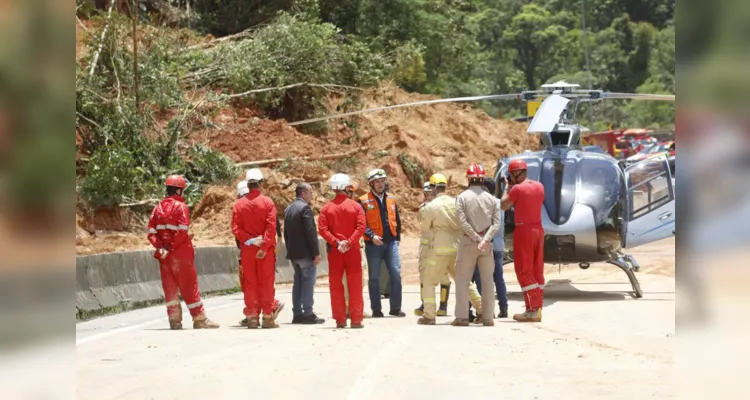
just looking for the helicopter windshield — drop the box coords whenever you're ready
[577,158,622,226]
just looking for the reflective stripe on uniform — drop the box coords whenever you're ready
[165,300,180,307]
[156,224,166,230]
[186,301,203,309]
[425,259,437,266]
[434,246,457,255]
[148,228,157,234]
[178,224,189,230]
[420,238,429,245]
[521,283,539,292]
[423,298,436,303]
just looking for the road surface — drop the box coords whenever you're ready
[76,238,675,399]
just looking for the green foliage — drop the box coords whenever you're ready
[397,154,430,189]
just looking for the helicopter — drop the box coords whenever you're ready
[288,80,676,298]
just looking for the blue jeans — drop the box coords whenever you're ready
[472,250,508,310]
[365,241,402,312]
[292,259,317,317]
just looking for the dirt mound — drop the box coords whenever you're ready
[76,82,533,255]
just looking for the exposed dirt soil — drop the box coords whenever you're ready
[76,82,532,255]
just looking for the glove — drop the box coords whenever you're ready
[154,248,169,259]
[244,236,264,247]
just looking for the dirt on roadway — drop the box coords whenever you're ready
[76,237,674,399]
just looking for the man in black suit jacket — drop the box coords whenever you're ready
[284,183,324,324]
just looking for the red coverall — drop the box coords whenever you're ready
[231,189,278,318]
[508,180,546,311]
[319,193,367,325]
[147,195,206,322]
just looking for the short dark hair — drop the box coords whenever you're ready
[295,182,311,197]
[248,181,260,190]
[482,178,496,194]
[166,186,181,196]
[433,185,447,194]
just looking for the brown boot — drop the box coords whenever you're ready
[350,322,364,329]
[513,308,542,322]
[417,317,436,325]
[262,315,279,329]
[472,314,484,324]
[336,321,347,329]
[193,317,220,329]
[169,321,183,330]
[483,319,495,327]
[247,317,260,329]
[451,318,470,327]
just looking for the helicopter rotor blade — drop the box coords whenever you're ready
[287,93,523,126]
[601,92,675,101]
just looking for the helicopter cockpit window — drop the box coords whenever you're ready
[627,160,673,220]
[578,159,621,226]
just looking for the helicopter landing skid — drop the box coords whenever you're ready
[607,258,643,298]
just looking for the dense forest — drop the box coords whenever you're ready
[76,0,675,208]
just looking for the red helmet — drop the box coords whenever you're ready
[466,164,486,179]
[165,174,187,188]
[508,159,528,172]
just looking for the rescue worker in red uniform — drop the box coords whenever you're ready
[319,173,367,329]
[147,175,220,330]
[231,168,280,329]
[500,159,545,322]
[235,180,285,327]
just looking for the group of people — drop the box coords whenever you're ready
[145,158,546,330]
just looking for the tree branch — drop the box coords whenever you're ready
[88,0,115,77]
[235,146,368,168]
[119,199,160,207]
[224,83,362,99]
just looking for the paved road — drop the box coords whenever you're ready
[77,255,675,399]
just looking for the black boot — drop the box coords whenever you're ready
[498,307,508,319]
[437,284,451,316]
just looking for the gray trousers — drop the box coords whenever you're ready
[454,243,495,321]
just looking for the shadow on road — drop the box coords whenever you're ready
[508,279,633,307]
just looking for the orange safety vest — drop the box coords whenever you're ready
[359,192,398,241]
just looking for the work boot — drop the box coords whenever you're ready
[513,308,542,322]
[482,319,495,327]
[371,310,385,318]
[292,315,303,324]
[417,317,436,325]
[239,317,248,326]
[336,321,347,329]
[169,321,182,330]
[438,284,451,316]
[450,318,470,327]
[498,307,508,319]
[389,309,406,317]
[350,322,364,329]
[471,313,483,324]
[414,303,424,316]
[247,317,260,329]
[262,315,279,329]
[193,317,220,329]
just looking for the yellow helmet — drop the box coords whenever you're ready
[429,173,448,186]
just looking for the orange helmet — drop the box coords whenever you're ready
[508,159,527,172]
[165,174,187,188]
[466,164,486,179]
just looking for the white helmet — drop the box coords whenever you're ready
[236,180,249,196]
[245,168,263,183]
[330,173,351,191]
[422,182,432,192]
[367,168,387,182]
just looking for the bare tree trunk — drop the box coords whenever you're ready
[132,0,141,115]
[88,0,115,77]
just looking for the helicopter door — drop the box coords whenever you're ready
[623,154,675,249]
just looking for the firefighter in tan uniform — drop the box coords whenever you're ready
[452,164,501,327]
[417,173,483,325]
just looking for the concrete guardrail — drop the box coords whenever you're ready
[76,236,331,318]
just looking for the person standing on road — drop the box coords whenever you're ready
[235,181,285,327]
[500,159,545,322]
[414,181,435,316]
[231,168,280,329]
[319,173,367,329]
[284,182,325,325]
[343,181,371,319]
[452,164,501,327]
[147,174,220,330]
[470,178,509,319]
[359,169,405,317]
